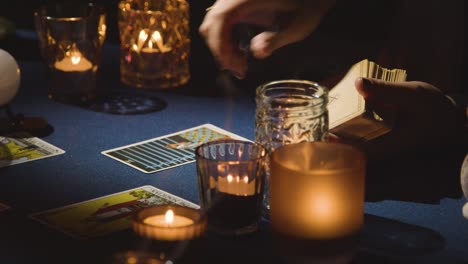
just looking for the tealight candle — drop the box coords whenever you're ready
[136,30,172,54]
[133,205,207,241]
[213,173,257,196]
[143,209,194,227]
[54,49,93,72]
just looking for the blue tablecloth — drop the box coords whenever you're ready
[0,43,467,264]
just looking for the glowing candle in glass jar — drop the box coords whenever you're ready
[215,174,256,196]
[270,142,366,240]
[133,205,207,241]
[54,48,93,72]
[136,29,171,53]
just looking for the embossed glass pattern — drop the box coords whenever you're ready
[255,80,329,216]
[118,0,190,89]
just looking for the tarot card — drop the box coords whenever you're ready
[29,185,198,239]
[0,131,65,168]
[102,124,249,173]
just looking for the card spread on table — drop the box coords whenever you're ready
[29,185,198,239]
[0,132,65,168]
[102,124,249,173]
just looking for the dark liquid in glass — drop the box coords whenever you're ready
[207,190,260,233]
[49,69,96,105]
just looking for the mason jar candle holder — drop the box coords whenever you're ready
[255,80,329,219]
[118,0,190,89]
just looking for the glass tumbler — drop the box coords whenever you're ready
[34,3,106,105]
[255,80,329,217]
[196,139,267,236]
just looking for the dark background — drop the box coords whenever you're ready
[5,0,461,97]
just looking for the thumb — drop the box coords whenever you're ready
[355,77,437,109]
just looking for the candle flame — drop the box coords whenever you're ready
[71,55,81,65]
[243,176,249,183]
[136,29,171,52]
[165,209,174,224]
[151,31,162,44]
[227,174,233,183]
[151,30,171,52]
[139,30,148,43]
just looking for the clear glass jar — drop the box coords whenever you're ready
[255,80,329,218]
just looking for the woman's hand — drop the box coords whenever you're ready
[199,0,336,79]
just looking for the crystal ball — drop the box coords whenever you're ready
[0,49,20,106]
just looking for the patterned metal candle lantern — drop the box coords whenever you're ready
[118,0,190,89]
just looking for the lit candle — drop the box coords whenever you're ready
[132,205,207,241]
[270,142,366,240]
[54,49,93,72]
[135,29,172,53]
[144,209,194,227]
[214,174,256,196]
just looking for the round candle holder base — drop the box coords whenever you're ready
[111,250,169,264]
[207,222,259,237]
[120,71,190,90]
[273,231,360,264]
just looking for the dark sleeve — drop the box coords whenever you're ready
[246,0,402,85]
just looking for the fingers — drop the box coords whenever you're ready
[199,4,247,78]
[354,77,442,109]
[199,0,296,78]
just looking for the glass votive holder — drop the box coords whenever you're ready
[118,0,190,89]
[270,142,366,263]
[133,205,207,241]
[132,205,207,262]
[255,80,329,218]
[195,139,267,236]
[34,3,106,105]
